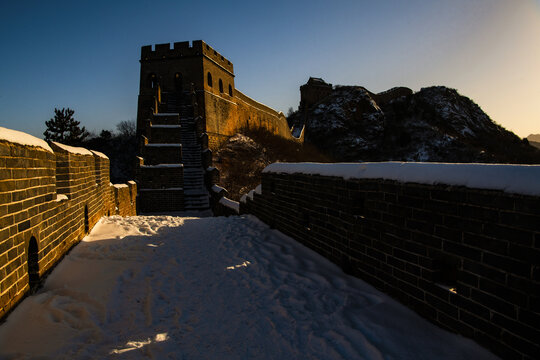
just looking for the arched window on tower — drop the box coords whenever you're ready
[149,74,158,89]
[228,84,233,96]
[207,72,212,87]
[219,79,224,93]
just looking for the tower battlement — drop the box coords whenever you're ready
[141,40,234,74]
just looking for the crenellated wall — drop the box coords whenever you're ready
[241,162,540,360]
[0,128,136,320]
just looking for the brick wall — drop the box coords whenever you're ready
[137,189,184,213]
[203,89,304,150]
[242,171,540,360]
[0,134,136,320]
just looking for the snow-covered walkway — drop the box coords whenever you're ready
[0,215,497,359]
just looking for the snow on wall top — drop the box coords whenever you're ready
[211,184,226,193]
[91,150,109,159]
[0,126,53,153]
[52,142,93,156]
[219,196,240,213]
[263,162,540,196]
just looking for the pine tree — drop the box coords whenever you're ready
[43,107,89,145]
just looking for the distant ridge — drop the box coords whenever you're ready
[289,83,540,164]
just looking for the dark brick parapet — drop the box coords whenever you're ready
[242,169,540,360]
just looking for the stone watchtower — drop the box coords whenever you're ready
[299,77,333,111]
[135,40,302,213]
[136,40,234,212]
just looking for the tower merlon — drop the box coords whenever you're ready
[140,40,234,74]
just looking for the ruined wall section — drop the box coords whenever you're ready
[369,86,413,105]
[0,131,136,320]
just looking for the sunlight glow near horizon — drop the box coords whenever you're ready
[0,0,538,138]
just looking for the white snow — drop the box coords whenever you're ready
[52,142,93,156]
[151,125,181,128]
[211,184,226,193]
[90,150,108,159]
[145,143,181,147]
[113,184,128,189]
[140,164,183,168]
[241,184,261,203]
[219,197,240,213]
[264,162,540,196]
[0,126,53,153]
[0,215,497,359]
[55,194,68,202]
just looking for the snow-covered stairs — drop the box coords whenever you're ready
[137,110,184,212]
[171,95,209,210]
[138,92,209,212]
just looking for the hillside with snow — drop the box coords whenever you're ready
[290,86,540,163]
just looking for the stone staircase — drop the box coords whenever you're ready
[168,93,209,210]
[137,111,184,213]
[136,91,209,212]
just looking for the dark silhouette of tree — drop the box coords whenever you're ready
[116,120,136,138]
[44,107,89,145]
[286,107,295,118]
[82,120,137,183]
[100,129,112,140]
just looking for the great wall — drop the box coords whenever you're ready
[0,128,136,320]
[236,163,540,359]
[0,40,539,359]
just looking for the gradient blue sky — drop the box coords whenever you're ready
[1,0,539,138]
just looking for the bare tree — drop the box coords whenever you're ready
[116,120,136,138]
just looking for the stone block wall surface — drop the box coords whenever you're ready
[204,89,302,150]
[137,189,184,213]
[241,172,540,360]
[0,134,136,320]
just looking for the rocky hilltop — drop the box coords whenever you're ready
[527,134,540,150]
[290,84,540,164]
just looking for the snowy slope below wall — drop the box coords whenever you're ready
[0,215,497,359]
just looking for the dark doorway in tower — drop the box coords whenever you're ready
[28,237,39,292]
[175,73,183,92]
